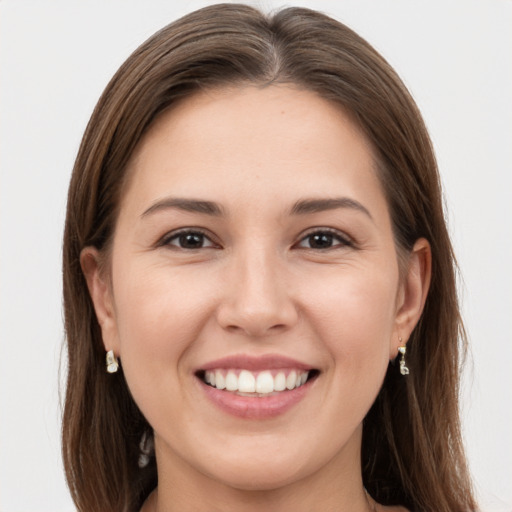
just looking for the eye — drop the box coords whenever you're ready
[296,229,352,250]
[161,230,217,250]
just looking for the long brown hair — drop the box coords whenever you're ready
[62,4,476,511]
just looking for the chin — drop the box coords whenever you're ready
[212,464,305,492]
[196,441,319,493]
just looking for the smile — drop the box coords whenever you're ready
[202,369,311,395]
[196,355,319,419]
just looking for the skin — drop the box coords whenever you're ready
[82,85,430,512]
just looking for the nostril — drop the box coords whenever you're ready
[220,318,296,338]
[269,323,288,331]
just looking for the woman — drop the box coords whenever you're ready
[62,4,476,511]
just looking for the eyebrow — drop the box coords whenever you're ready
[141,197,224,218]
[141,196,372,220]
[290,197,373,220]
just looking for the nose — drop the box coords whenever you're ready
[216,246,299,338]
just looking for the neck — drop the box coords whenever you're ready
[143,487,377,512]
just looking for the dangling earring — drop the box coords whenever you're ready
[106,350,119,373]
[138,430,155,468]
[398,338,409,375]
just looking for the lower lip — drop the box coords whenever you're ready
[199,378,313,419]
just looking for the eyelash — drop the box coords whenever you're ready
[158,227,354,251]
[159,228,218,250]
[295,228,354,250]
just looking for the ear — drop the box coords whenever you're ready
[80,247,120,354]
[390,238,432,359]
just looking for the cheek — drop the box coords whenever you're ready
[109,262,223,429]
[111,260,217,385]
[304,263,398,368]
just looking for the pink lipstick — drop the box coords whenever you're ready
[196,354,318,419]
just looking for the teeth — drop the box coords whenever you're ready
[274,372,286,391]
[256,371,274,393]
[203,369,310,395]
[225,372,238,391]
[216,372,226,390]
[286,371,297,390]
[238,370,256,392]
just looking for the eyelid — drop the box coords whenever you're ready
[158,227,220,249]
[295,227,354,249]
[156,226,354,250]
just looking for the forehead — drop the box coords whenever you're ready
[121,85,383,214]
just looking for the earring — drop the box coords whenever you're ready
[398,338,409,375]
[106,350,119,373]
[138,430,155,468]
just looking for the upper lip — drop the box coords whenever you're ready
[198,354,314,372]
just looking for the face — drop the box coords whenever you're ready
[86,85,426,495]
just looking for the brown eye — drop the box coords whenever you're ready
[297,230,352,250]
[308,233,334,249]
[164,231,216,249]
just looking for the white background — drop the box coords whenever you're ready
[1,1,511,510]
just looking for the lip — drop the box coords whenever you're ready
[196,354,318,419]
[198,354,313,372]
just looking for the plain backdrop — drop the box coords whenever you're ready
[1,1,511,511]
